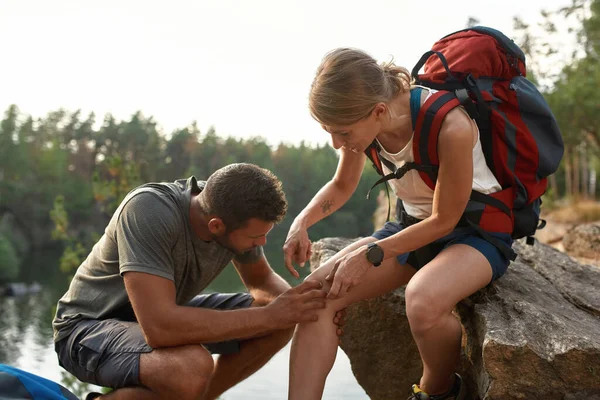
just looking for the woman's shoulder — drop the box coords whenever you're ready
[438,106,478,146]
[435,106,478,158]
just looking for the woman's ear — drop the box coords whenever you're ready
[373,103,387,120]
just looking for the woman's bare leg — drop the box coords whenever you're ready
[289,237,416,400]
[405,244,493,395]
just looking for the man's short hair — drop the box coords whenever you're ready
[202,163,288,231]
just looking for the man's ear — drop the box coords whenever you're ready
[207,217,227,236]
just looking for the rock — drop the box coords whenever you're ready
[562,222,600,263]
[309,238,600,400]
[534,219,574,245]
[519,239,600,317]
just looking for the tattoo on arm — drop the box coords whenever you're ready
[321,200,334,214]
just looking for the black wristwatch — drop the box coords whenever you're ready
[366,242,385,267]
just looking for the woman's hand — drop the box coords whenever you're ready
[283,221,313,278]
[325,245,372,299]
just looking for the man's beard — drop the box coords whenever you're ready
[213,233,248,255]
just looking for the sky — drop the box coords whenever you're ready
[0,0,573,147]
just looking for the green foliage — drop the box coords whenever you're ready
[512,0,600,199]
[51,156,142,277]
[4,5,600,285]
[0,105,377,280]
[59,242,87,276]
[0,234,20,281]
[92,155,142,215]
[50,196,69,242]
[50,195,88,276]
[541,187,559,211]
[60,371,95,399]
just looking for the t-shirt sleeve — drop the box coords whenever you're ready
[115,192,177,281]
[233,246,264,264]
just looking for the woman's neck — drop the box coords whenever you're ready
[376,90,414,153]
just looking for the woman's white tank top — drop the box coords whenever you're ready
[376,87,501,220]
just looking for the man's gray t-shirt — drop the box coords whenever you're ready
[53,176,255,342]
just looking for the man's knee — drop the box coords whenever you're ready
[141,344,214,400]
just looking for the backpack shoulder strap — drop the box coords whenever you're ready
[412,90,461,189]
[365,141,384,176]
[365,87,424,176]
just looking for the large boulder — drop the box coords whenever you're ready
[310,238,600,400]
[562,222,600,263]
[533,220,573,248]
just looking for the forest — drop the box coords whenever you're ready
[0,0,599,282]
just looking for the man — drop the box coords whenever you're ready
[53,163,333,400]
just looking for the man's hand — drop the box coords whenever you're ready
[334,309,345,344]
[326,245,372,300]
[265,280,327,329]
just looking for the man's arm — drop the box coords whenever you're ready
[124,272,325,349]
[233,248,291,306]
[116,193,326,349]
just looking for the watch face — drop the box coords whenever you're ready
[367,245,384,264]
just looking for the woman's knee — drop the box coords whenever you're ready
[405,280,449,334]
[305,262,333,292]
[141,344,214,399]
[306,237,376,288]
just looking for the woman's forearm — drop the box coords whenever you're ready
[294,180,354,229]
[376,214,454,260]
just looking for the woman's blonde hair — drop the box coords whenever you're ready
[309,48,413,127]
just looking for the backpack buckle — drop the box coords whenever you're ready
[455,88,479,119]
[465,74,478,88]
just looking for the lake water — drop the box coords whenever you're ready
[0,251,368,399]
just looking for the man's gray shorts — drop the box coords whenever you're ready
[55,292,254,389]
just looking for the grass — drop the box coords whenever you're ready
[543,199,600,224]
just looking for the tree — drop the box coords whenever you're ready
[0,105,19,213]
[0,234,19,281]
[513,0,600,200]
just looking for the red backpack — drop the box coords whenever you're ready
[365,26,564,260]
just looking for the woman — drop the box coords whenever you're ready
[283,48,513,400]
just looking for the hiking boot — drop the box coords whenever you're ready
[407,374,467,400]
